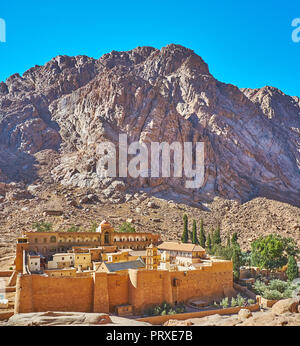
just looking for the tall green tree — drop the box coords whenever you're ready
[231,232,238,244]
[232,246,242,281]
[192,220,199,244]
[181,214,189,243]
[286,256,298,282]
[199,219,206,248]
[213,225,221,245]
[226,234,231,248]
[206,232,212,252]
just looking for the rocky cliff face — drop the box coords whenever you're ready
[0,44,299,206]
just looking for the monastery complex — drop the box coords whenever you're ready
[12,220,233,316]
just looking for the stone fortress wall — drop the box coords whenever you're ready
[15,260,233,314]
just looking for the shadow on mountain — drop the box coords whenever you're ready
[0,146,39,184]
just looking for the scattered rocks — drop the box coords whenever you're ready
[163,319,193,326]
[238,309,252,321]
[271,298,300,315]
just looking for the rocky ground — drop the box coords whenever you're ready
[165,298,300,326]
[1,298,300,326]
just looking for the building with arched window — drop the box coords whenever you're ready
[23,220,160,257]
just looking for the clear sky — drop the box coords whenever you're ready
[0,0,300,96]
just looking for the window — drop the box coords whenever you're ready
[62,257,64,260]
[50,236,56,243]
[104,232,109,244]
[35,238,38,243]
[44,238,47,243]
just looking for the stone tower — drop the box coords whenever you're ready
[146,244,158,270]
[15,236,29,272]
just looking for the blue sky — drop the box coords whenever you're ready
[0,0,300,96]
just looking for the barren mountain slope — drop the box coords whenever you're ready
[0,44,299,258]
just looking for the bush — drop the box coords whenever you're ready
[118,222,136,233]
[89,221,98,232]
[248,299,255,305]
[253,280,267,295]
[220,297,229,308]
[230,297,238,307]
[32,222,52,232]
[67,225,80,232]
[268,279,289,293]
[145,302,186,316]
[236,294,246,306]
[263,289,282,300]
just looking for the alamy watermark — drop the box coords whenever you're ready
[292,18,300,43]
[96,134,205,189]
[0,18,6,43]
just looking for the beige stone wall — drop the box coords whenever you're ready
[15,260,233,314]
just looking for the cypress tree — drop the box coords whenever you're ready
[206,232,212,251]
[199,219,206,248]
[286,255,298,281]
[232,246,241,281]
[231,232,238,244]
[181,214,189,243]
[226,233,231,248]
[213,225,221,245]
[192,220,199,244]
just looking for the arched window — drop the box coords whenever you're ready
[50,236,56,243]
[104,232,109,244]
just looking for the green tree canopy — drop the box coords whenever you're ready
[251,234,299,270]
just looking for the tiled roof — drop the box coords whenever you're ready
[103,259,145,272]
[157,242,205,252]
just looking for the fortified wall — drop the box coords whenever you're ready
[15,261,233,314]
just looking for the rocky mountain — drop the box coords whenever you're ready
[0,44,299,207]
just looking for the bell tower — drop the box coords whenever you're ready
[146,244,158,270]
[15,236,29,273]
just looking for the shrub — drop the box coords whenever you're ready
[268,279,289,293]
[263,289,282,300]
[32,222,52,232]
[67,225,80,232]
[253,280,267,295]
[89,221,98,232]
[118,222,136,233]
[248,299,255,305]
[220,297,229,308]
[230,297,238,307]
[236,294,246,306]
